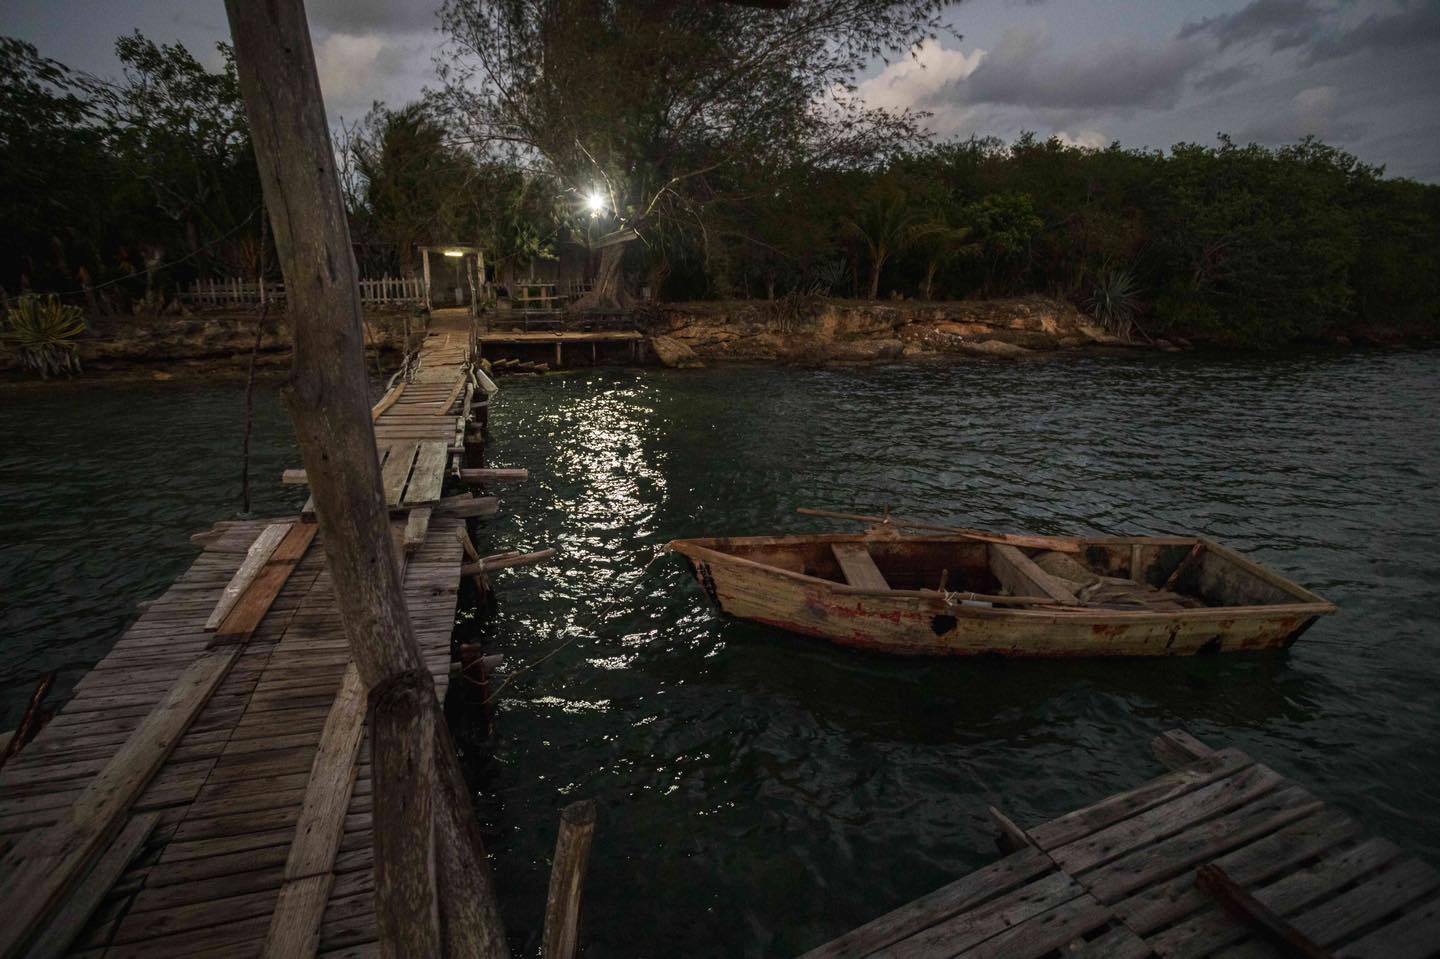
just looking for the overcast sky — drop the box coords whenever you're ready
[4,0,1438,181]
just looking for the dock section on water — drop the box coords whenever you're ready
[0,312,520,958]
[477,329,645,368]
[803,730,1439,959]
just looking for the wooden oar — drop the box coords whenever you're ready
[798,507,1084,553]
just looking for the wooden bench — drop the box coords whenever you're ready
[832,543,890,591]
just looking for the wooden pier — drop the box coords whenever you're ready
[0,313,511,957]
[802,730,1439,959]
[476,330,645,368]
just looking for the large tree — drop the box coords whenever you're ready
[439,0,950,307]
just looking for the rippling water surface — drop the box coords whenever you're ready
[3,351,1439,957]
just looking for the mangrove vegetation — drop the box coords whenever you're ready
[2,13,1438,352]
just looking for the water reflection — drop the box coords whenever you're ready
[468,351,1440,957]
[2,352,1437,959]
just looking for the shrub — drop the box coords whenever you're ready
[2,294,85,378]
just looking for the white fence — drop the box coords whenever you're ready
[180,275,425,307]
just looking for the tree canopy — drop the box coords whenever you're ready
[438,0,949,303]
[1,24,1438,347]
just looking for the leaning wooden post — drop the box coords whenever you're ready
[541,800,597,959]
[222,2,507,957]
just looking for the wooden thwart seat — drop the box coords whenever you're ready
[831,543,890,591]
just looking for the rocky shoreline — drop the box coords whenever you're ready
[7,295,1418,383]
[645,296,1159,368]
[0,310,412,382]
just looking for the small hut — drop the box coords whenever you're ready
[417,244,486,313]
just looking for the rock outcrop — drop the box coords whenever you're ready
[650,296,1138,365]
[648,335,704,368]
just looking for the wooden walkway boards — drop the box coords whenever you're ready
[0,318,495,958]
[801,730,1440,959]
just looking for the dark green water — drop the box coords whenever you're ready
[3,352,1439,957]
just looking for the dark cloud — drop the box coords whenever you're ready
[935,26,1208,112]
[304,0,441,35]
[1178,0,1319,51]
[1304,1,1440,63]
[1192,63,1258,95]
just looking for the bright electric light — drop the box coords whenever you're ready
[443,249,464,258]
[586,191,607,215]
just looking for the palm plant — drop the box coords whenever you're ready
[3,294,85,378]
[917,221,980,300]
[1087,267,1142,339]
[844,183,927,301]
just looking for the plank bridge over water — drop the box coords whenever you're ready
[0,310,498,958]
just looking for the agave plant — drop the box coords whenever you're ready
[3,294,86,379]
[1088,267,1142,339]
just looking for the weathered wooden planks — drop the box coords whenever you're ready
[22,810,159,959]
[402,443,448,507]
[378,442,418,508]
[207,524,293,631]
[214,523,319,643]
[0,314,489,959]
[803,731,1438,959]
[0,647,240,957]
[988,543,1079,606]
[830,543,890,591]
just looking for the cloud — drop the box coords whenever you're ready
[1179,0,1319,51]
[1192,63,1257,94]
[314,30,433,120]
[305,0,441,34]
[1053,129,1109,149]
[1240,83,1366,142]
[315,33,385,95]
[1304,1,1440,64]
[939,25,1209,112]
[851,41,984,115]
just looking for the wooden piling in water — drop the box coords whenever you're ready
[542,800,598,959]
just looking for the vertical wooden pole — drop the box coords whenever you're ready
[541,801,597,959]
[223,3,508,957]
[422,249,432,312]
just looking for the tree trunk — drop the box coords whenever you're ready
[923,261,937,301]
[223,3,508,956]
[868,255,884,301]
[574,241,632,310]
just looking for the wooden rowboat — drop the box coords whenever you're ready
[668,526,1335,657]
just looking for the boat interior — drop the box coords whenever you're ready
[688,533,1325,611]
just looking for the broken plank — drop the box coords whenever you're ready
[458,468,528,484]
[24,811,160,959]
[404,509,432,554]
[369,383,405,421]
[214,524,319,643]
[379,442,419,508]
[206,524,293,631]
[434,495,498,519]
[0,646,241,958]
[401,442,448,507]
[797,846,1055,959]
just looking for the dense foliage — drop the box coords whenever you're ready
[2,31,1437,347]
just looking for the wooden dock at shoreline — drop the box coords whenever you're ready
[0,311,509,957]
[803,730,1440,959]
[476,329,644,367]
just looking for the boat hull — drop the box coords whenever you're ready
[673,537,1332,657]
